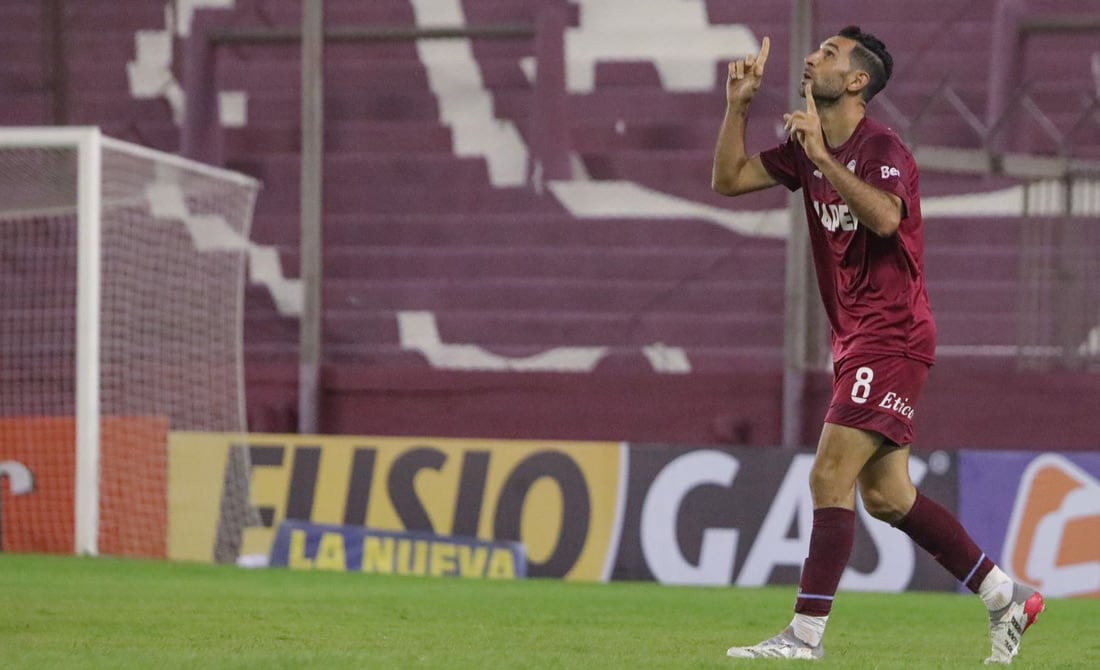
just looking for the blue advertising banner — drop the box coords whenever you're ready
[269,520,527,579]
[959,451,1100,598]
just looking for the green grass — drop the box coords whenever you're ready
[0,553,1094,669]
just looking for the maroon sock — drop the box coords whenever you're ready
[794,507,856,616]
[893,491,993,592]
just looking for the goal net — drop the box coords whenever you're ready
[0,127,260,560]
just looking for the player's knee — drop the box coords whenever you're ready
[860,486,908,523]
[808,463,831,496]
[808,463,850,506]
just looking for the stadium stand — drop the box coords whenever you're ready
[1,0,1098,449]
[3,2,180,146]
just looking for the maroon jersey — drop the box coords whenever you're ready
[760,116,936,365]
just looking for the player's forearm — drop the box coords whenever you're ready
[816,155,902,237]
[711,103,752,195]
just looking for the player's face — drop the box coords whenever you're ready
[801,36,858,103]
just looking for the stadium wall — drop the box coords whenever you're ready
[246,363,1100,451]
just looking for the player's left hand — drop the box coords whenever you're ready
[783,81,827,162]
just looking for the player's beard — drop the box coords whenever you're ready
[802,74,846,107]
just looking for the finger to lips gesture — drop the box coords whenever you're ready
[783,81,825,159]
[727,36,770,105]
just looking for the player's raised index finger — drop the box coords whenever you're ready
[756,36,771,71]
[804,80,816,112]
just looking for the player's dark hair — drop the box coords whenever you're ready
[838,25,892,101]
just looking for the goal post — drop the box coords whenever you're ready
[0,127,260,559]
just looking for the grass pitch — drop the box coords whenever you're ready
[1,553,1094,669]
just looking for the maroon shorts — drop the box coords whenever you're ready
[825,354,930,446]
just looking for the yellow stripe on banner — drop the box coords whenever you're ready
[167,432,228,562]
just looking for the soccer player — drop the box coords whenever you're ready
[711,27,1044,663]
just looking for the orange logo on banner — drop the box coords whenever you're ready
[0,416,168,557]
[1003,454,1100,598]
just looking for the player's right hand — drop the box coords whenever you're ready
[726,36,770,106]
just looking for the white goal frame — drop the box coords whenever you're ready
[0,127,259,556]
